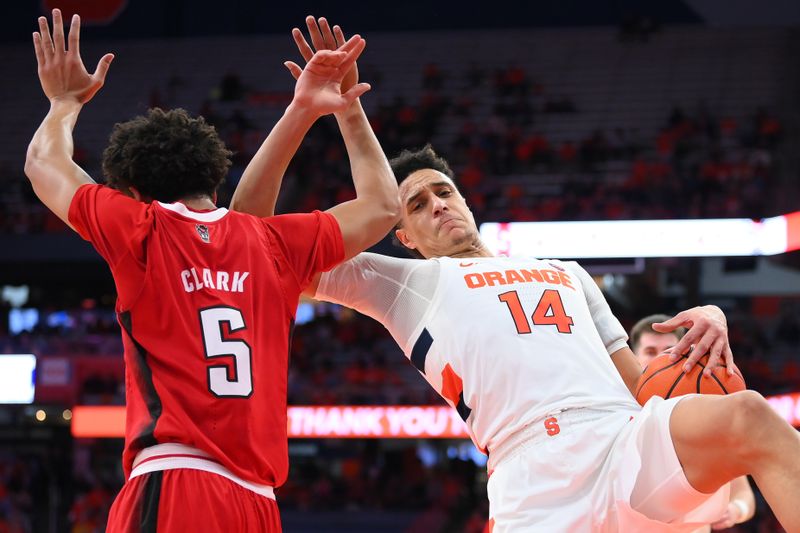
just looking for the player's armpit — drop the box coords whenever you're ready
[610,347,644,398]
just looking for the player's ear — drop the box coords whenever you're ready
[395,228,417,250]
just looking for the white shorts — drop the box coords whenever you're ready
[486,396,729,532]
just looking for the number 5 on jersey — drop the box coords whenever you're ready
[200,306,253,397]
[498,289,574,334]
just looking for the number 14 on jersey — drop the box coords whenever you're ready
[498,289,574,334]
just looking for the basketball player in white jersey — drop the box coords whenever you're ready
[231,17,800,532]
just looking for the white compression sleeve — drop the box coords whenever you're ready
[563,260,629,355]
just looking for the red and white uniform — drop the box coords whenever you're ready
[316,253,727,531]
[69,184,343,531]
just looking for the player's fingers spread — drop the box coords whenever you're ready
[651,312,687,333]
[692,330,714,358]
[52,9,66,54]
[333,25,346,48]
[292,28,314,62]
[284,61,303,80]
[725,347,737,376]
[339,34,362,52]
[68,14,80,55]
[669,342,688,361]
[687,333,716,372]
[703,338,725,377]
[333,34,354,53]
[38,17,54,57]
[341,36,365,68]
[684,331,714,373]
[93,53,114,83]
[306,16,326,52]
[664,347,681,362]
[670,329,699,359]
[342,82,370,103]
[681,346,697,373]
[318,18,336,49]
[33,33,46,66]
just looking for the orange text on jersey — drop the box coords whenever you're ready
[463,269,575,291]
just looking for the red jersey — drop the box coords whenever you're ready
[68,184,343,487]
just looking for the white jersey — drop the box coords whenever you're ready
[315,253,640,457]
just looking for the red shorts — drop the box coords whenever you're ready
[106,468,282,532]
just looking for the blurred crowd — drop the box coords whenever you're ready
[0,455,35,533]
[0,60,786,234]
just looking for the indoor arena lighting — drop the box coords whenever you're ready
[71,397,799,439]
[0,354,36,404]
[479,211,800,258]
[71,405,469,439]
[287,406,469,438]
[765,393,800,427]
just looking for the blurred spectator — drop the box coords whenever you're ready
[422,63,444,90]
[216,71,245,101]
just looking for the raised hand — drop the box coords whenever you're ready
[33,9,113,104]
[288,16,359,94]
[286,34,370,118]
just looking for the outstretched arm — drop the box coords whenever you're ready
[233,18,399,259]
[286,19,399,259]
[231,17,360,217]
[325,97,399,259]
[24,10,113,230]
[228,99,322,217]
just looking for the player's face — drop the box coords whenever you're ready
[634,332,680,368]
[395,169,480,258]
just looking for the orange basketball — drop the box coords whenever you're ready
[635,353,746,406]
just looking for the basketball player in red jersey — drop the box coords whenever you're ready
[233,17,800,531]
[26,10,398,532]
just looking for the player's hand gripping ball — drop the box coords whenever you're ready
[635,353,746,406]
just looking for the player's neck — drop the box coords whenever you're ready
[448,240,494,259]
[178,196,217,211]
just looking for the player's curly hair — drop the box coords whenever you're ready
[102,108,232,202]
[389,145,457,259]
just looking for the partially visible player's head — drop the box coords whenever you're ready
[390,145,482,259]
[629,314,687,368]
[102,108,232,203]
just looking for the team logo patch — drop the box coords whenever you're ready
[196,224,210,243]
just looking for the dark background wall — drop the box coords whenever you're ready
[6,0,706,42]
